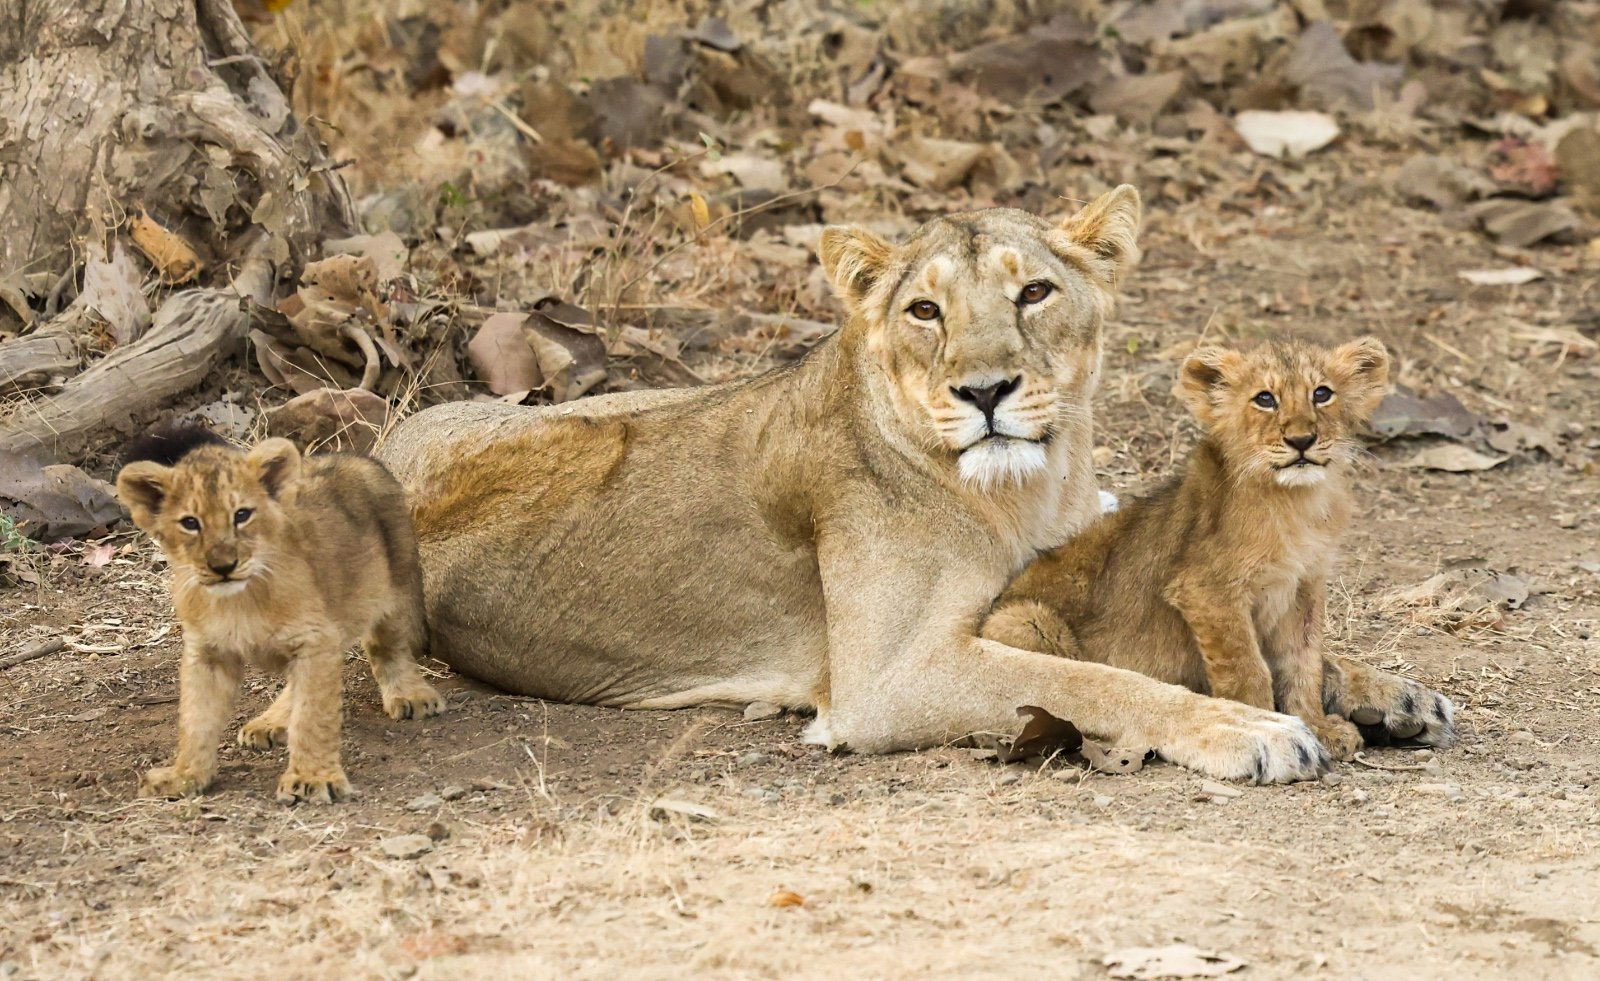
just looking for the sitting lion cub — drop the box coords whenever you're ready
[984,337,1391,760]
[117,426,444,803]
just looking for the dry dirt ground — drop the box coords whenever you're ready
[5,181,1600,979]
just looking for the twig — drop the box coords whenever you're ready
[1351,752,1431,772]
[0,638,66,671]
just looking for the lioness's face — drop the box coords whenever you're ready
[1177,338,1391,488]
[116,440,303,597]
[820,187,1141,489]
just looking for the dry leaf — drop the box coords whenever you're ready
[1458,267,1543,286]
[996,705,1082,763]
[1104,944,1245,980]
[1233,110,1339,158]
[264,388,391,452]
[467,312,543,395]
[129,210,203,284]
[768,889,805,908]
[688,192,712,232]
[0,454,124,542]
[1398,444,1507,472]
[80,240,150,345]
[1370,387,1480,441]
[649,798,720,824]
[82,543,116,568]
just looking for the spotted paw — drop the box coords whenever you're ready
[237,719,287,751]
[1325,659,1456,749]
[1159,698,1330,784]
[139,765,208,799]
[381,682,445,721]
[275,767,352,805]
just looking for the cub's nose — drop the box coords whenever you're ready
[209,560,238,577]
[952,376,1022,424]
[1284,433,1316,453]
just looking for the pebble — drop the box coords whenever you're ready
[742,787,779,802]
[1555,513,1578,529]
[743,701,783,721]
[1343,788,1370,805]
[1577,560,1600,574]
[379,834,434,860]
[405,792,443,811]
[1321,772,1344,787]
[1413,782,1464,801]
[1092,794,1114,809]
[1412,749,1435,761]
[998,771,1021,786]
[1509,730,1537,745]
[736,750,769,767]
[1200,780,1243,799]
[439,785,467,801]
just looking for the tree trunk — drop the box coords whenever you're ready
[0,0,357,458]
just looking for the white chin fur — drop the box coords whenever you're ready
[206,579,250,597]
[958,440,1049,490]
[1275,466,1328,488]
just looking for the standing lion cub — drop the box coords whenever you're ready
[984,337,1391,760]
[117,426,444,804]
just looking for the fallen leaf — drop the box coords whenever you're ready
[1233,110,1340,159]
[129,210,203,284]
[649,798,721,824]
[1081,740,1147,775]
[1510,325,1598,358]
[1370,387,1480,441]
[1465,199,1578,248]
[1285,21,1402,110]
[468,312,543,395]
[0,453,124,542]
[1104,944,1245,980]
[82,543,115,568]
[379,834,434,860]
[1398,444,1507,473]
[768,889,805,908]
[996,705,1082,763]
[80,240,151,346]
[321,231,408,284]
[264,388,391,452]
[1458,267,1543,286]
[1392,154,1496,210]
[899,136,987,191]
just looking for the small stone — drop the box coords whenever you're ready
[425,821,450,841]
[1577,561,1600,574]
[1092,794,1114,809]
[1555,513,1578,529]
[406,792,443,811]
[998,771,1021,786]
[1509,730,1537,745]
[439,785,467,801]
[1321,772,1344,787]
[1370,805,1394,818]
[743,701,782,721]
[742,787,779,802]
[1413,782,1464,801]
[379,834,434,860]
[1200,780,1244,799]
[736,750,769,767]
[1343,788,1370,805]
[1412,749,1435,761]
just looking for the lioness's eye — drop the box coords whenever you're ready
[179,516,201,532]
[1018,281,1052,305]
[234,508,254,526]
[908,300,941,321]
[1312,386,1334,405]
[1252,391,1278,410]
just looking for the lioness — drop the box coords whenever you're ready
[117,427,444,803]
[985,337,1457,761]
[382,187,1437,782]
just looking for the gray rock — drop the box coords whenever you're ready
[1321,772,1344,787]
[736,750,769,767]
[379,834,434,860]
[405,792,443,811]
[439,785,467,801]
[1092,794,1114,809]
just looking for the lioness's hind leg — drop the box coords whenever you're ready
[365,604,444,721]
[981,601,1083,658]
[1323,654,1457,748]
[238,682,292,750]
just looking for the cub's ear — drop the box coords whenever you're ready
[819,226,894,312]
[247,438,302,498]
[1330,336,1391,416]
[1175,346,1242,420]
[1055,184,1142,287]
[116,462,172,530]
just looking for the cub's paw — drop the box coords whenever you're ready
[1160,699,1329,784]
[237,718,287,751]
[275,766,352,805]
[1309,713,1362,762]
[382,682,445,721]
[1326,666,1456,749]
[139,766,208,799]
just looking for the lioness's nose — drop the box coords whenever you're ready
[209,559,238,577]
[952,376,1021,423]
[1284,433,1316,452]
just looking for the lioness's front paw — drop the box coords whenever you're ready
[382,682,445,721]
[1327,671,1456,749]
[238,718,287,751]
[139,766,209,799]
[1309,713,1362,762]
[275,766,352,805]
[1160,701,1329,784]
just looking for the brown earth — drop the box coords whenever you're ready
[4,171,1600,978]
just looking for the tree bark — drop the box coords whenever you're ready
[0,0,359,458]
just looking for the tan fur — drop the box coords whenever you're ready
[381,187,1352,784]
[117,440,444,804]
[987,337,1457,761]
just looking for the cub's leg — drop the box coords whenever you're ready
[1323,654,1457,748]
[140,644,241,798]
[365,603,444,721]
[276,636,351,804]
[1262,580,1361,761]
[981,600,1083,658]
[1166,575,1275,710]
[238,682,292,750]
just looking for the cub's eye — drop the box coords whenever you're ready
[908,300,941,321]
[1312,385,1334,405]
[234,508,254,526]
[1251,391,1278,410]
[1018,281,1053,305]
[178,516,201,532]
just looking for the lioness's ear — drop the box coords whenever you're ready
[1056,184,1142,286]
[248,438,302,498]
[1175,347,1241,420]
[819,226,894,311]
[1331,336,1391,416]
[116,462,172,530]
